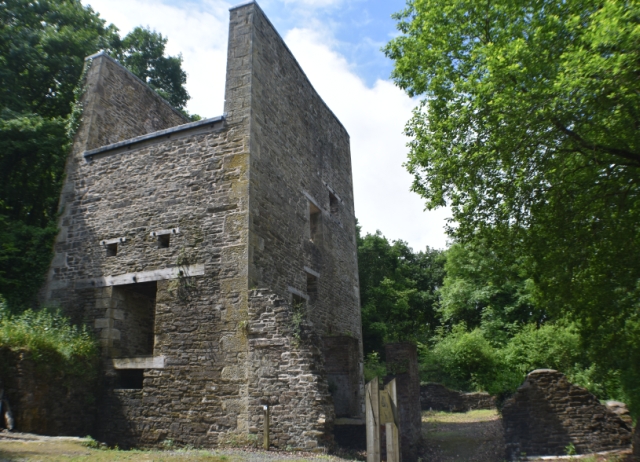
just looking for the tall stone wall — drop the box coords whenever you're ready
[502,369,632,459]
[385,342,421,461]
[240,1,364,421]
[79,53,188,152]
[42,1,360,450]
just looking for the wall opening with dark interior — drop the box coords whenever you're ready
[309,202,321,242]
[111,281,157,357]
[115,369,144,389]
[323,336,361,417]
[158,234,170,248]
[329,192,339,216]
[106,243,118,257]
[306,272,318,301]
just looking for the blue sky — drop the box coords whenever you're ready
[82,0,451,251]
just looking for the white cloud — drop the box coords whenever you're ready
[284,28,450,250]
[83,0,230,117]
[81,0,450,250]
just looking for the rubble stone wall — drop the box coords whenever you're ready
[420,383,495,412]
[0,348,97,435]
[385,342,421,461]
[42,1,361,450]
[502,369,632,459]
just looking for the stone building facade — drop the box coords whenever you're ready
[43,1,363,449]
[502,369,632,459]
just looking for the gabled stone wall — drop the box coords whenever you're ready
[42,0,362,450]
[502,369,632,459]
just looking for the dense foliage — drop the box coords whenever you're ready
[0,0,192,310]
[384,0,640,415]
[0,297,98,378]
[358,227,445,355]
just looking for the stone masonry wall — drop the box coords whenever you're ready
[385,342,421,461]
[0,348,97,436]
[420,383,496,412]
[243,2,364,421]
[80,53,188,152]
[43,1,359,450]
[44,50,253,447]
[246,289,334,450]
[502,369,632,459]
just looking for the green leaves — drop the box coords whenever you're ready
[358,229,445,355]
[386,0,640,416]
[115,27,190,110]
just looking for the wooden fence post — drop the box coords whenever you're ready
[385,379,400,462]
[366,378,381,462]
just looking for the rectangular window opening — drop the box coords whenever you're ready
[112,281,157,357]
[115,369,144,389]
[306,273,318,301]
[329,192,339,216]
[309,202,321,242]
[106,243,118,257]
[158,234,170,249]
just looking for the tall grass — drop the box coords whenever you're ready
[0,297,98,378]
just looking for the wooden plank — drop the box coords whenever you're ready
[385,379,400,462]
[365,379,381,462]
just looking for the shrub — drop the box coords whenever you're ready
[0,297,98,379]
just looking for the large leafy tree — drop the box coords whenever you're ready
[114,27,189,110]
[385,0,640,414]
[358,228,445,355]
[0,0,192,310]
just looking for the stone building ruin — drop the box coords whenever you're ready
[502,369,632,459]
[42,1,364,449]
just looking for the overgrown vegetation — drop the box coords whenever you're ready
[358,230,628,411]
[0,297,98,379]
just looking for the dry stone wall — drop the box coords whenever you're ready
[420,383,495,412]
[502,369,632,459]
[0,348,97,435]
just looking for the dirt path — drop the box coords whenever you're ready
[0,432,359,462]
[420,410,505,462]
[419,410,633,462]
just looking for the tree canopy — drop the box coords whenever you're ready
[0,0,193,310]
[357,227,445,356]
[385,0,640,414]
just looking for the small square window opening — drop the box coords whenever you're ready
[106,243,118,257]
[158,234,170,249]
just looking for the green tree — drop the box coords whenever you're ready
[439,240,544,345]
[0,0,193,310]
[115,27,190,110]
[358,228,445,355]
[385,0,640,415]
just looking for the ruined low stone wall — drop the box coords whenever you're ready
[502,369,631,459]
[420,383,496,412]
[0,348,97,435]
